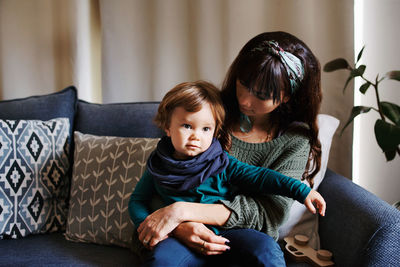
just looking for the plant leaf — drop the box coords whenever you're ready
[380,101,400,126]
[323,58,350,72]
[342,65,366,93]
[384,149,397,161]
[351,65,366,77]
[356,46,365,63]
[374,119,400,152]
[359,82,371,94]
[386,70,400,81]
[340,106,372,135]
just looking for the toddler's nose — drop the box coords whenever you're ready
[190,131,200,140]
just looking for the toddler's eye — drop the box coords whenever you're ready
[183,124,192,129]
[203,127,211,132]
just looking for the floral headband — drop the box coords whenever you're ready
[252,41,305,94]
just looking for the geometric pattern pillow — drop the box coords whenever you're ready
[0,118,70,239]
[65,132,159,248]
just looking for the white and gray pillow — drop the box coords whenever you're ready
[0,118,70,239]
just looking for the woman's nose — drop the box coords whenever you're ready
[238,92,252,108]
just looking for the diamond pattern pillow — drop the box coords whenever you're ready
[0,86,77,143]
[65,132,159,248]
[0,118,70,239]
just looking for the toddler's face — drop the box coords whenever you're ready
[165,103,216,159]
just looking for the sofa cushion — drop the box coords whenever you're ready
[0,118,70,239]
[65,132,159,247]
[0,86,77,141]
[0,232,140,266]
[75,100,164,138]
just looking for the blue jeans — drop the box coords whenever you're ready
[141,228,285,267]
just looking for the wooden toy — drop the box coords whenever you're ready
[284,235,334,267]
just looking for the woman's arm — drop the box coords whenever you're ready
[175,202,231,225]
[136,201,231,250]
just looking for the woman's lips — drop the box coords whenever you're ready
[240,106,253,114]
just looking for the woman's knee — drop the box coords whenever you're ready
[222,229,285,267]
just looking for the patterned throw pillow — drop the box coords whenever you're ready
[0,118,70,239]
[0,86,77,142]
[65,132,159,248]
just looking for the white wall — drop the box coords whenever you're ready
[354,0,400,204]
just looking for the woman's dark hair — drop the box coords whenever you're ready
[221,31,322,186]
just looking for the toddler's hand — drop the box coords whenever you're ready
[304,189,326,216]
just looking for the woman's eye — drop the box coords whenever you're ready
[183,124,191,129]
[238,80,246,87]
[237,80,249,90]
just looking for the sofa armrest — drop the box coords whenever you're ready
[318,169,400,266]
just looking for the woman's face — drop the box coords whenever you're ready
[236,80,288,117]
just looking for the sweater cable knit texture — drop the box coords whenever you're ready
[220,127,310,240]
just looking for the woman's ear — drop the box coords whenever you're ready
[282,95,290,103]
[279,91,290,104]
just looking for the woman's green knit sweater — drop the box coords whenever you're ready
[220,127,310,240]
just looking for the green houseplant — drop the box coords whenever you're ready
[323,46,400,161]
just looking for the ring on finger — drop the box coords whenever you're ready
[143,239,150,245]
[202,240,206,248]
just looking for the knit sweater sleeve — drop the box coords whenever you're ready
[220,130,310,240]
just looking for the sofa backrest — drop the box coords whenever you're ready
[74,100,164,138]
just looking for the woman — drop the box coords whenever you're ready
[135,31,322,261]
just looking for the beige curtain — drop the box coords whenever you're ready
[0,0,102,101]
[0,0,353,178]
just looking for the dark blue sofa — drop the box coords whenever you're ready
[0,87,399,266]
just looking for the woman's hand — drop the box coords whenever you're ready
[304,189,326,216]
[137,203,183,249]
[137,201,232,250]
[173,222,230,255]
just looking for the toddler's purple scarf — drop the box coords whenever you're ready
[147,136,229,192]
